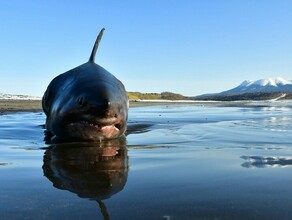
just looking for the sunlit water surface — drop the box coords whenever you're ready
[1,102,292,220]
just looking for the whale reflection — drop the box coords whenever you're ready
[43,138,128,200]
[43,138,128,219]
[241,155,292,168]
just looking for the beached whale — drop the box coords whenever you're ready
[42,28,128,142]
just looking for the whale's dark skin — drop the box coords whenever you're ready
[43,139,128,200]
[42,29,128,142]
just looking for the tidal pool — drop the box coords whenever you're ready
[1,103,292,219]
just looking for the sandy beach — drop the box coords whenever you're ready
[0,99,166,113]
[0,99,209,113]
[0,99,42,113]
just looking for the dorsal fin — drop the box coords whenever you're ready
[89,28,105,63]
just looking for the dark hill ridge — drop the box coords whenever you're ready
[194,92,292,101]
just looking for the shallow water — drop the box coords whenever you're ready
[1,103,292,219]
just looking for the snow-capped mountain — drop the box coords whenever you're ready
[221,77,292,95]
[0,93,41,100]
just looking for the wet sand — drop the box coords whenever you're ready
[0,99,42,113]
[0,99,208,113]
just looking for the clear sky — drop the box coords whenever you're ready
[0,0,291,96]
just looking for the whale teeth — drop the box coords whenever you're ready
[78,120,120,130]
[80,120,100,128]
[114,124,121,130]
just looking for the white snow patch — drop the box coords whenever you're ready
[269,93,287,101]
[242,77,292,87]
[0,93,41,100]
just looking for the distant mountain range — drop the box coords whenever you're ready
[221,77,292,94]
[195,77,292,101]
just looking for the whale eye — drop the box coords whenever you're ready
[76,96,85,107]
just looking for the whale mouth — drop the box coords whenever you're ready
[79,120,121,131]
[68,119,122,141]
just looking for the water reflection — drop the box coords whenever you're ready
[241,155,292,168]
[42,138,128,219]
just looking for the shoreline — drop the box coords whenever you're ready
[0,99,43,114]
[0,99,291,114]
[0,99,203,114]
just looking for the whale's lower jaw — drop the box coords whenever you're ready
[65,121,124,141]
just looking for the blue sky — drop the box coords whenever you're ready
[0,0,291,96]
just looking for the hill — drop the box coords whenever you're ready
[220,77,292,95]
[194,92,292,101]
[195,77,292,101]
[127,91,187,100]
